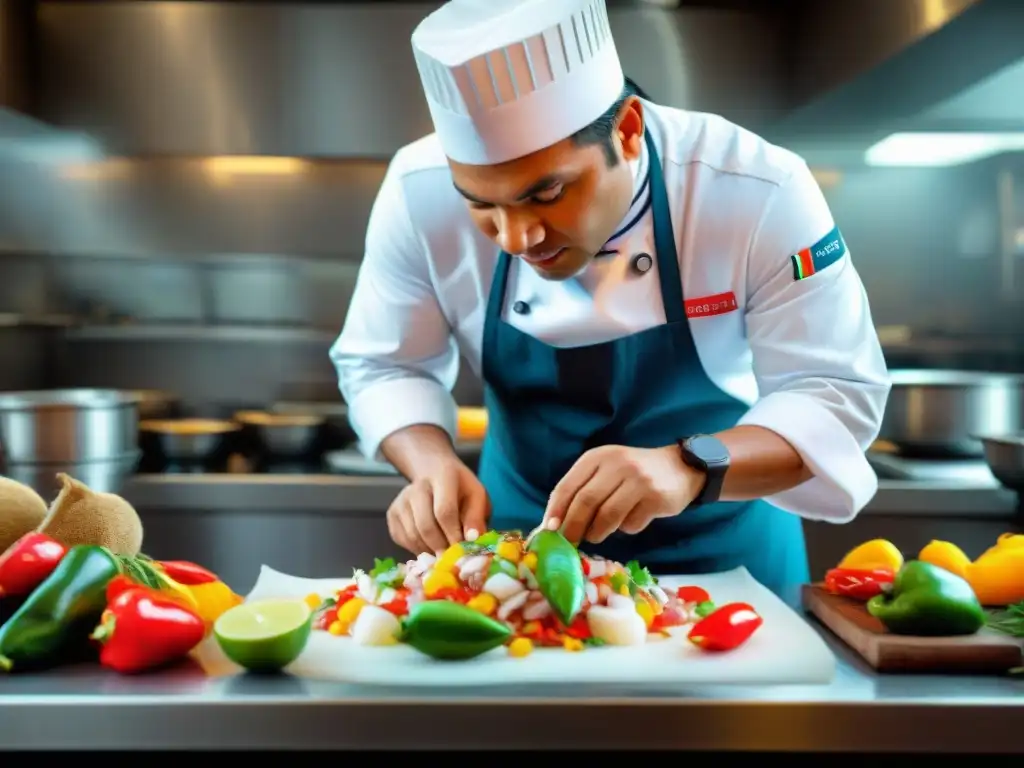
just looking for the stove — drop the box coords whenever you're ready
[867,451,999,485]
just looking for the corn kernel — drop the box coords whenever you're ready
[521,552,538,571]
[423,569,459,597]
[508,637,534,658]
[466,593,498,615]
[435,543,466,572]
[328,620,346,636]
[562,637,584,652]
[495,540,521,563]
[304,593,322,610]
[337,597,366,625]
[635,600,655,628]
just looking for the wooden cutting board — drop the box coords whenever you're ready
[802,584,1023,674]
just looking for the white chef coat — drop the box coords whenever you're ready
[330,100,892,523]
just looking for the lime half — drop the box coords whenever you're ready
[214,599,312,673]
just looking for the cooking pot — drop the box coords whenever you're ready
[879,370,1024,458]
[975,433,1024,492]
[0,388,140,464]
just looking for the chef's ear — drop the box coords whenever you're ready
[616,96,644,161]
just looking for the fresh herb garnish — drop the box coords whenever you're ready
[625,559,656,586]
[368,557,404,588]
[986,601,1024,638]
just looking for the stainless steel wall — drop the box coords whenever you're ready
[35,2,788,156]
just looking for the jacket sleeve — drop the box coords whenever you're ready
[329,161,460,461]
[737,160,891,522]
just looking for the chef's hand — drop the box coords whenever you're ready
[543,445,702,545]
[386,459,491,556]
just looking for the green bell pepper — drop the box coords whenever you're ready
[866,560,985,637]
[401,600,511,660]
[0,545,122,672]
[527,530,585,625]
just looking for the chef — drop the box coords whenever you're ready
[331,0,891,594]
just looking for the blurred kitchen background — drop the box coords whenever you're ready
[0,0,1021,590]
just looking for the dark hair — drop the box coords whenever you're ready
[570,76,649,166]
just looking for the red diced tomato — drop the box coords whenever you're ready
[316,607,339,630]
[580,557,590,576]
[676,585,710,604]
[650,605,687,631]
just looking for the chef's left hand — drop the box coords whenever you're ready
[543,445,703,545]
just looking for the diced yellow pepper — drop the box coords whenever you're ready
[508,637,534,658]
[496,540,521,563]
[635,600,654,629]
[423,569,459,597]
[328,621,346,636]
[521,620,541,636]
[521,552,538,571]
[466,593,498,615]
[337,597,366,625]
[562,637,584,652]
[618,584,630,596]
[435,543,465,572]
[304,593,322,611]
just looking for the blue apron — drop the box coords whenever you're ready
[477,130,809,597]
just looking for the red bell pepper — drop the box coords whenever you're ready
[0,533,67,598]
[824,567,894,601]
[676,585,711,604]
[688,602,763,652]
[156,560,218,586]
[91,584,206,674]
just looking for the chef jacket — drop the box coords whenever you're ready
[330,99,892,523]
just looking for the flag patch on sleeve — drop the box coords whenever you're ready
[791,225,847,281]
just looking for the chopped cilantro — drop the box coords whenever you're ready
[626,560,656,588]
[369,557,404,588]
[583,636,606,647]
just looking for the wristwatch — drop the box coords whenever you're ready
[676,434,731,506]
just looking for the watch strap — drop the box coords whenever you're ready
[677,436,728,507]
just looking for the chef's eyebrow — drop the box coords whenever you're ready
[453,174,563,205]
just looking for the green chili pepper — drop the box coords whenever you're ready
[401,600,511,660]
[527,530,585,626]
[694,600,716,618]
[0,545,122,673]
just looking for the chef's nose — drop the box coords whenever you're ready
[495,209,544,255]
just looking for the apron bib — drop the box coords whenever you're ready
[478,130,809,595]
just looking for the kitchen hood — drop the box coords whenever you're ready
[0,0,100,164]
[767,0,1024,160]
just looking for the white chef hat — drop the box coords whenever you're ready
[411,0,625,166]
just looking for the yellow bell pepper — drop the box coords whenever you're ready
[919,537,1024,607]
[836,539,904,572]
[182,580,244,627]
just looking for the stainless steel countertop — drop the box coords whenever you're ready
[119,473,1022,518]
[1,591,1021,752]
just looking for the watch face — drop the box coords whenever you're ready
[688,435,730,466]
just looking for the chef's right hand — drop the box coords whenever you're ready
[386,459,491,556]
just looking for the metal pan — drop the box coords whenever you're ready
[139,418,241,464]
[233,410,324,458]
[974,433,1024,492]
[879,369,1024,458]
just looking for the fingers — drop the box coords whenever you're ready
[432,464,465,546]
[619,498,663,535]
[544,451,599,531]
[460,475,492,542]
[560,470,623,545]
[409,481,449,555]
[585,480,641,544]
[386,489,425,555]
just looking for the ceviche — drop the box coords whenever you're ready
[304,529,763,661]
